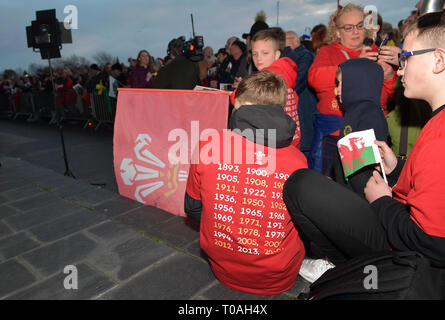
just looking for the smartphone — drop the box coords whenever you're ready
[378,35,390,54]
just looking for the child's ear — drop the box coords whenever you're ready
[274,50,281,61]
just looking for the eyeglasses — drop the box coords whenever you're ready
[338,22,365,32]
[398,48,436,69]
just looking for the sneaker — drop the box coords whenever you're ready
[299,258,335,283]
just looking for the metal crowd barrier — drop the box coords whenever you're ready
[1,86,116,132]
[87,91,116,131]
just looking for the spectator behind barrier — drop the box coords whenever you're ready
[130,50,156,88]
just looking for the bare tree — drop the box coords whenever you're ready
[93,51,115,67]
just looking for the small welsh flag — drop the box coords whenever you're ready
[337,129,387,182]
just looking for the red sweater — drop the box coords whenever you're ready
[392,107,445,237]
[186,130,306,294]
[308,42,396,120]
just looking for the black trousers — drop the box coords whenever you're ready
[283,169,391,265]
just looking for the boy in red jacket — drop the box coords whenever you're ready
[185,71,307,295]
[251,28,301,148]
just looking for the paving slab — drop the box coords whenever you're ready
[145,215,200,249]
[8,192,62,212]
[0,232,40,259]
[0,185,44,202]
[21,233,98,278]
[86,221,140,246]
[4,199,82,231]
[7,263,117,300]
[0,221,13,240]
[86,235,177,282]
[114,205,176,231]
[0,205,21,220]
[28,209,107,243]
[0,259,38,299]
[100,253,215,300]
[92,196,143,218]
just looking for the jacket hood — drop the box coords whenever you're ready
[229,104,296,148]
[340,58,383,110]
[338,58,387,140]
[264,57,298,89]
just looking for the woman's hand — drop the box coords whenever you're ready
[359,46,378,61]
[146,72,153,82]
[378,46,402,67]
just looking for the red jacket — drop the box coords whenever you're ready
[230,58,301,147]
[56,76,75,107]
[308,42,396,120]
[186,127,306,294]
[264,58,300,148]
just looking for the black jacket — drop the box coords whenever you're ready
[153,56,200,90]
[332,58,388,198]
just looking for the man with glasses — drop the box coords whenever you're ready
[283,10,445,284]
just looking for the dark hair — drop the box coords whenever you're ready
[111,63,122,72]
[311,24,327,52]
[235,70,288,107]
[167,38,184,57]
[231,40,247,53]
[416,9,445,47]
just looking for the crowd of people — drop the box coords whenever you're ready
[186,1,445,298]
[2,1,444,298]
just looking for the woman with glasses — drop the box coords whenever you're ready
[307,3,397,177]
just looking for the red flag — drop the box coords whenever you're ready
[113,88,229,216]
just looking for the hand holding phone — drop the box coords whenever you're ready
[378,35,390,54]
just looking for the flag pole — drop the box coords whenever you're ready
[380,162,388,184]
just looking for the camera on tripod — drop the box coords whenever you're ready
[180,35,204,62]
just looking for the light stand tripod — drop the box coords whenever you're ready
[26,9,105,186]
[48,58,75,179]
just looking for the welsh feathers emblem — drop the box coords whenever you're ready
[119,133,188,204]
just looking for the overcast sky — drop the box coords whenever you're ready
[0,0,419,72]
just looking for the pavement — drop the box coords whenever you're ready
[0,117,310,300]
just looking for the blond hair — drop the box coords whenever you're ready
[327,3,370,44]
[252,28,285,52]
[235,70,288,108]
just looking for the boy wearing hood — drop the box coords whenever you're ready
[185,71,307,295]
[331,58,389,198]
